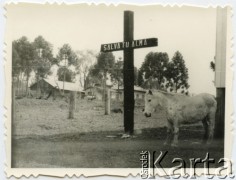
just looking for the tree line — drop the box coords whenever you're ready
[12,36,96,96]
[12,35,190,97]
[88,51,190,95]
[138,51,189,94]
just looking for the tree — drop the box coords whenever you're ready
[209,57,215,85]
[210,56,215,72]
[90,52,115,81]
[137,69,144,87]
[166,51,189,93]
[12,36,35,96]
[210,61,215,72]
[109,59,138,88]
[56,44,78,90]
[33,36,54,62]
[90,52,115,100]
[110,59,138,87]
[75,50,96,89]
[139,52,169,89]
[56,44,78,66]
[134,66,138,85]
[57,67,75,82]
[32,36,53,78]
[110,59,123,89]
[86,66,103,87]
[12,41,21,78]
[32,36,53,97]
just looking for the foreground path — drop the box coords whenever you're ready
[12,128,224,168]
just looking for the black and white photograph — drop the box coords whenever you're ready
[5,3,233,177]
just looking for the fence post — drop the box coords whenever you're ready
[105,88,110,115]
[68,91,76,119]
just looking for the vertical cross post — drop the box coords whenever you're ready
[123,11,134,134]
[100,11,157,135]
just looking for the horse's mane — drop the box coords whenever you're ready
[148,89,190,105]
[152,89,187,97]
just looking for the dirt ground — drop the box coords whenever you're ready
[12,98,224,168]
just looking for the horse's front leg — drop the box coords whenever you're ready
[164,120,173,146]
[171,121,179,147]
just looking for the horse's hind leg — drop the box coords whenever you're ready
[207,109,216,145]
[202,117,209,144]
[171,120,179,147]
[164,120,173,146]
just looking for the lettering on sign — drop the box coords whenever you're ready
[101,38,158,52]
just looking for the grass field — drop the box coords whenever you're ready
[13,98,167,138]
[12,98,224,168]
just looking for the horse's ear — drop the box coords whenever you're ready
[148,90,153,95]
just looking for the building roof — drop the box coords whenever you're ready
[112,85,146,92]
[45,78,84,92]
[31,78,84,92]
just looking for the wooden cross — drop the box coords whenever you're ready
[101,11,158,134]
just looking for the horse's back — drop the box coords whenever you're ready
[175,93,217,124]
[193,93,216,108]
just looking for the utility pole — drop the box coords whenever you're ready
[62,54,68,95]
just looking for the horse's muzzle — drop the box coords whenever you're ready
[144,113,151,117]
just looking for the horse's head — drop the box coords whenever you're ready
[143,90,156,117]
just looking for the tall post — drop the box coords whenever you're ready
[63,68,66,95]
[123,11,134,134]
[62,54,68,96]
[68,91,76,119]
[214,7,228,139]
[215,89,225,138]
[36,48,42,98]
[105,88,111,115]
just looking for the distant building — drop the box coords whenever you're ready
[30,78,84,99]
[84,86,103,100]
[111,85,146,101]
[84,84,146,102]
[84,84,112,100]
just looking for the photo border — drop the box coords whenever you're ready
[3,2,234,178]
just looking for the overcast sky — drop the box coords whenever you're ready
[6,4,217,95]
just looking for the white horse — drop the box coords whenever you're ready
[143,90,217,147]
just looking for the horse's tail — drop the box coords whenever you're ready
[213,95,217,101]
[211,95,217,110]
